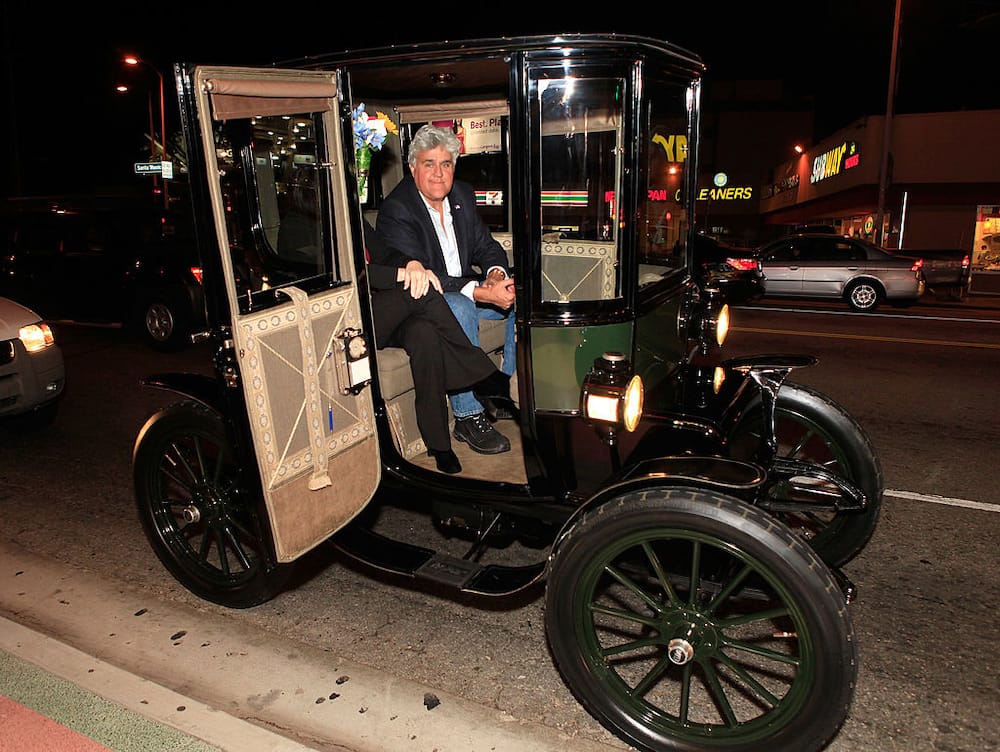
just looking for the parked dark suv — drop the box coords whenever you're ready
[0,198,205,349]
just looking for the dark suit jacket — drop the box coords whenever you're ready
[373,175,509,294]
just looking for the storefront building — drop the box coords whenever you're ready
[758,110,1000,269]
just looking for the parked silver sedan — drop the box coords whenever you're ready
[755,233,925,312]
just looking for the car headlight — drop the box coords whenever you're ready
[19,322,55,353]
[581,352,644,435]
[680,287,729,353]
[714,302,730,346]
[713,365,726,393]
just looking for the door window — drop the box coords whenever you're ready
[213,112,334,312]
[638,78,694,287]
[537,76,624,302]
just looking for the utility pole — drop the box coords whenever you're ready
[875,0,903,247]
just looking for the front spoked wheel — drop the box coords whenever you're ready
[728,382,884,567]
[546,489,856,752]
[132,400,289,608]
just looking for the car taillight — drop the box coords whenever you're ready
[726,257,759,271]
[961,254,970,269]
[911,258,924,273]
[191,266,204,284]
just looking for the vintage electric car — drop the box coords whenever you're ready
[133,34,883,752]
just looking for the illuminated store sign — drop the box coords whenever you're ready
[652,133,688,163]
[811,141,860,183]
[697,172,753,201]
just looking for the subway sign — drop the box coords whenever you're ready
[811,141,860,184]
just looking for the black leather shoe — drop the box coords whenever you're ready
[472,371,511,403]
[427,448,462,474]
[453,412,511,454]
[480,397,517,421]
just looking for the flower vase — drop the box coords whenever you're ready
[356,147,372,203]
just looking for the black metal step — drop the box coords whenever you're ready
[332,524,546,596]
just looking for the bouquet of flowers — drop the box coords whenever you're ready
[352,103,397,202]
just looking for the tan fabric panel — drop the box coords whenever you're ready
[541,242,618,301]
[235,286,380,561]
[237,287,373,492]
[269,436,380,562]
[541,109,618,136]
[396,99,508,124]
[204,76,337,120]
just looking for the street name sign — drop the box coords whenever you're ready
[134,161,174,178]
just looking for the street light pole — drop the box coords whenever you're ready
[124,55,169,210]
[115,83,160,199]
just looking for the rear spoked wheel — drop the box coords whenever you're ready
[728,382,883,567]
[133,400,289,608]
[545,488,856,752]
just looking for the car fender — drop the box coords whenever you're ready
[549,455,765,563]
[140,371,227,415]
[842,274,884,294]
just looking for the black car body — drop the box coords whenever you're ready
[0,198,205,349]
[129,34,884,752]
[691,233,765,303]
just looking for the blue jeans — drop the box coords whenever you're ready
[444,292,516,418]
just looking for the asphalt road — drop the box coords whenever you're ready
[1,294,998,751]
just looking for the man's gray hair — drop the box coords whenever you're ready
[407,124,461,167]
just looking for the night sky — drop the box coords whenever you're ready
[2,0,997,198]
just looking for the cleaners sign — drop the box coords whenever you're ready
[697,172,753,201]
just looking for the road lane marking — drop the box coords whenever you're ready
[735,303,1000,325]
[885,489,1000,512]
[731,326,1000,349]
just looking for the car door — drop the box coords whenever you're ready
[799,237,857,295]
[189,65,380,563]
[760,238,805,294]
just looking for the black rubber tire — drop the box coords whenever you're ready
[545,489,857,752]
[845,279,883,312]
[133,400,289,608]
[727,382,883,567]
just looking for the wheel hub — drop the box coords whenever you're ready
[667,638,694,665]
[185,484,228,524]
[662,610,720,664]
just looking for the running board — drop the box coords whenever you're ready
[332,524,547,596]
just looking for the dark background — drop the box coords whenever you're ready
[1,0,998,198]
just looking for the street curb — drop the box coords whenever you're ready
[0,619,278,752]
[0,540,621,752]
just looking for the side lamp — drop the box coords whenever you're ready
[581,352,644,445]
[681,287,730,355]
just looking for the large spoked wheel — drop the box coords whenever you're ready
[133,400,289,608]
[728,382,883,567]
[546,489,856,752]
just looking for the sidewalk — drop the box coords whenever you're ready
[0,621,274,752]
[970,269,1000,295]
[0,540,620,752]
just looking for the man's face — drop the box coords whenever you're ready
[410,145,455,203]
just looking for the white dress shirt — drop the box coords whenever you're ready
[420,194,479,298]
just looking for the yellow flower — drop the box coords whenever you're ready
[376,111,398,135]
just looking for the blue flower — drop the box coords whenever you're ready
[352,102,397,153]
